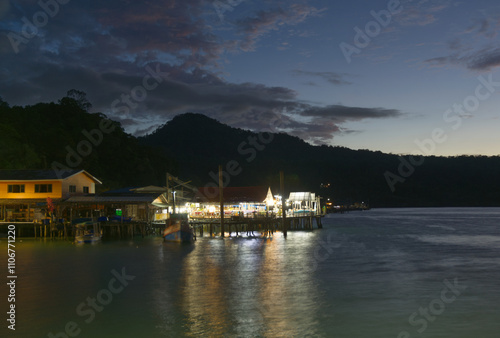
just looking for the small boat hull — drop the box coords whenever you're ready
[163,229,194,242]
[74,221,102,244]
[163,214,194,243]
[75,235,101,244]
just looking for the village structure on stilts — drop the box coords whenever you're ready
[0,168,325,240]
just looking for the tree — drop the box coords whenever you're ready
[0,96,9,109]
[63,89,92,111]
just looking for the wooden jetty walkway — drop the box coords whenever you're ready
[187,214,324,238]
[1,213,324,240]
[0,220,152,239]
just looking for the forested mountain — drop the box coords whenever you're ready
[2,94,500,207]
[141,113,500,207]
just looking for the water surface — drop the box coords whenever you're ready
[1,208,499,337]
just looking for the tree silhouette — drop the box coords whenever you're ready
[65,89,92,111]
[0,96,9,109]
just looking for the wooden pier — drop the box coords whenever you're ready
[100,221,151,238]
[1,167,327,240]
[0,221,70,239]
[1,214,323,240]
[0,220,153,239]
[188,214,323,238]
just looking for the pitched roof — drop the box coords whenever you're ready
[101,186,167,195]
[288,192,316,201]
[67,186,167,205]
[101,187,142,195]
[195,186,271,203]
[0,169,101,183]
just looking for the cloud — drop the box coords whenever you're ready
[0,1,402,146]
[2,0,224,68]
[425,47,500,72]
[292,70,352,85]
[280,120,343,145]
[265,104,402,145]
[300,105,402,121]
[396,0,452,26]
[424,11,500,71]
[465,15,500,39]
[0,56,402,143]
[466,47,500,71]
[236,4,324,51]
[281,105,403,144]
[448,38,463,51]
[397,9,436,26]
[425,55,454,68]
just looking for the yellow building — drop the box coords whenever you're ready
[0,169,101,222]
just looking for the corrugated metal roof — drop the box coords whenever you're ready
[101,187,142,194]
[101,186,167,195]
[288,192,315,201]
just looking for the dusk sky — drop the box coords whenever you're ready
[1,0,500,156]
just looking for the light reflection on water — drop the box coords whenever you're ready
[153,234,320,337]
[1,207,500,337]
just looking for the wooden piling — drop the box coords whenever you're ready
[280,171,287,238]
[219,165,225,238]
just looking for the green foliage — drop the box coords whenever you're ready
[0,124,41,169]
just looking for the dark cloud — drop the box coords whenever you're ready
[280,119,343,145]
[425,55,454,67]
[292,70,352,85]
[466,16,499,39]
[425,12,500,72]
[301,105,402,121]
[448,38,463,51]
[467,47,500,71]
[425,47,500,71]
[265,105,403,145]
[236,4,324,51]
[0,0,401,146]
[395,0,452,27]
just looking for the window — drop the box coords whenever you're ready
[69,185,76,193]
[7,184,25,193]
[35,184,52,193]
[83,186,89,194]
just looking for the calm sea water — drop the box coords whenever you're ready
[1,208,500,337]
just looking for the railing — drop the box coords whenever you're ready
[189,209,322,220]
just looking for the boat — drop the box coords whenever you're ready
[163,214,195,243]
[74,220,102,244]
